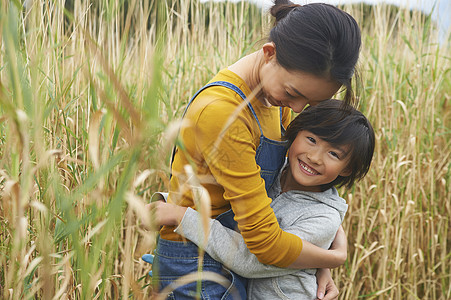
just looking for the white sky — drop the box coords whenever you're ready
[247,0,446,12]
[202,0,451,40]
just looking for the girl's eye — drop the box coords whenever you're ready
[329,151,340,159]
[307,137,316,144]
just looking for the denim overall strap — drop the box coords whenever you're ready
[169,81,251,171]
[188,83,287,192]
[238,103,288,192]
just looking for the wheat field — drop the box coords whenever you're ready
[0,0,449,299]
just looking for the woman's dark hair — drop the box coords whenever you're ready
[284,99,375,190]
[269,0,361,107]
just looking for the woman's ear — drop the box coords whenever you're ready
[262,42,276,62]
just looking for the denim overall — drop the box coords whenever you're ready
[153,81,288,299]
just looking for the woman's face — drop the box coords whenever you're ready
[259,47,341,113]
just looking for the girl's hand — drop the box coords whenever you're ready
[316,268,339,300]
[147,201,187,227]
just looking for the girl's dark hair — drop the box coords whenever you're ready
[284,99,375,190]
[269,0,361,107]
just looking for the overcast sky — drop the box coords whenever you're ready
[203,0,451,42]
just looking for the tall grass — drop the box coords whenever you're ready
[0,0,449,299]
[338,4,450,299]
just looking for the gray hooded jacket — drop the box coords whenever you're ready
[174,163,348,299]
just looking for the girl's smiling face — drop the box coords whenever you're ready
[284,130,352,192]
[259,43,341,113]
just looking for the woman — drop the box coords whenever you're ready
[146,1,361,299]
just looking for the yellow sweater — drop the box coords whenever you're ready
[160,69,302,267]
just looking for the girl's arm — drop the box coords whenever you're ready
[176,208,296,278]
[287,225,347,269]
[150,202,347,272]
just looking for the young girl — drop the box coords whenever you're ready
[145,1,362,299]
[149,100,375,299]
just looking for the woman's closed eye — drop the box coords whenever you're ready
[285,90,295,98]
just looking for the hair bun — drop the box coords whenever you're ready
[270,0,301,23]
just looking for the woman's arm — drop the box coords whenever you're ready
[193,101,300,266]
[191,101,346,268]
[166,95,345,268]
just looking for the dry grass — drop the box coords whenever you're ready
[0,0,449,299]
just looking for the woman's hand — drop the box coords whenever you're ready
[315,268,339,300]
[146,201,187,227]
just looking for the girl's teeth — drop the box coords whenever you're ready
[301,162,317,174]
